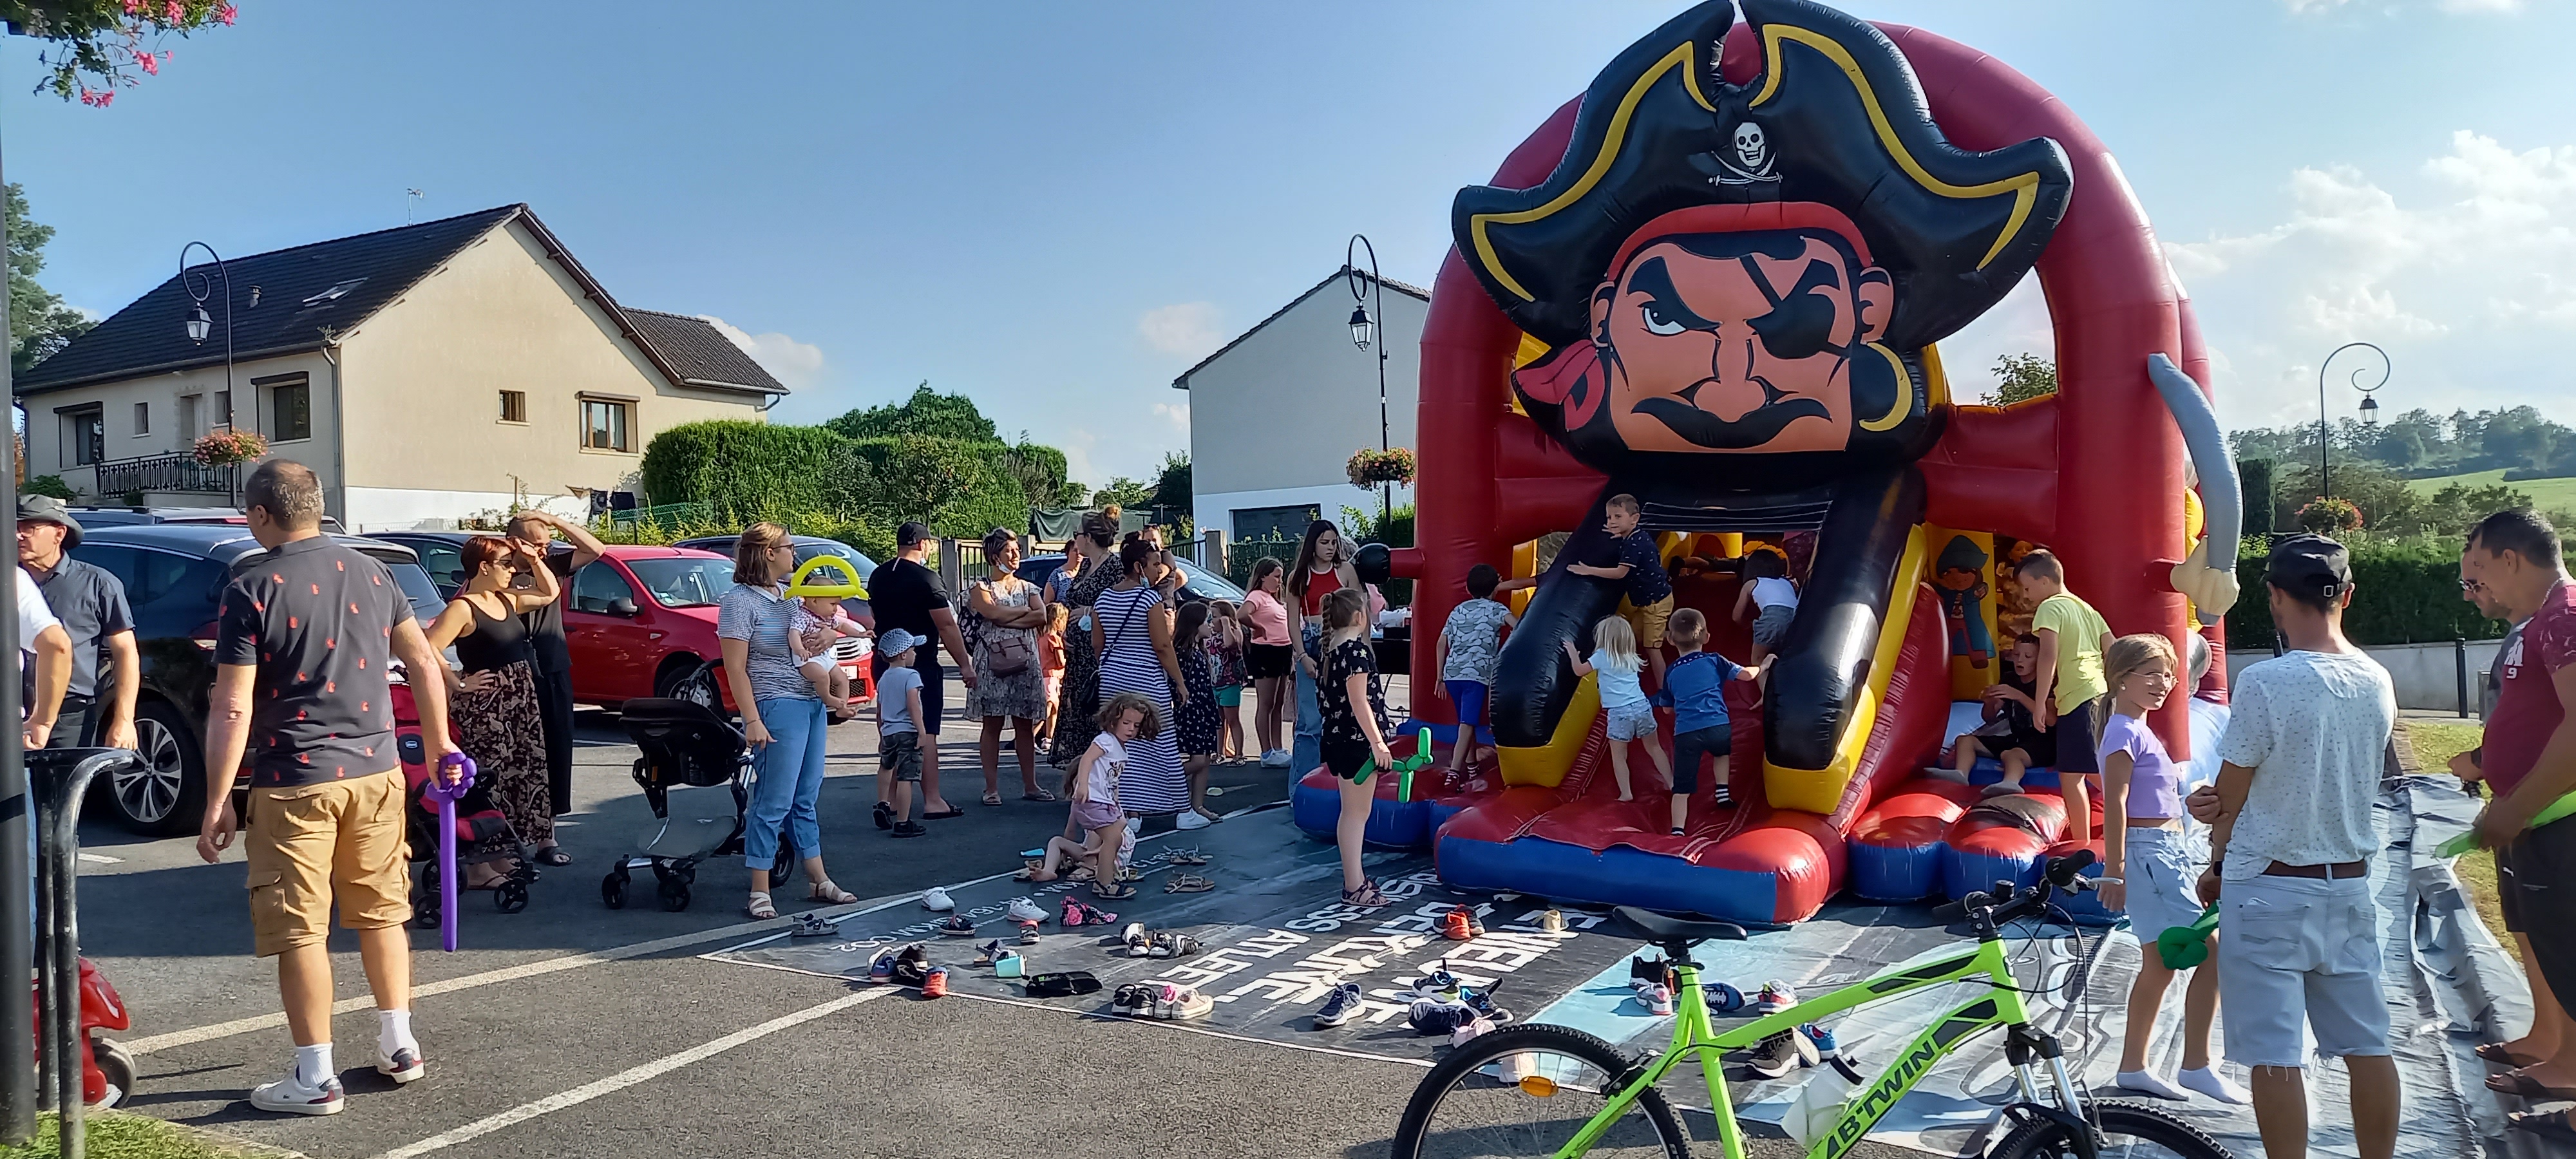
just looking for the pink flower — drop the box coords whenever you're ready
[137,51,158,75]
[216,3,236,24]
[93,90,113,108]
[122,0,144,15]
[163,1,183,23]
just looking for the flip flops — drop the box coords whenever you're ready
[2512,1109,2576,1144]
[1166,847,1210,866]
[2486,1070,2576,1100]
[1165,873,1214,894]
[922,807,967,820]
[2478,1042,2546,1068]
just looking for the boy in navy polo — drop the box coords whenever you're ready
[1660,608,1766,833]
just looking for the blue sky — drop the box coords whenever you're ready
[8,0,2572,486]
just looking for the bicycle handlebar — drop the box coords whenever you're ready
[1931,851,2100,928]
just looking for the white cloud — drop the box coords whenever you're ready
[696,314,825,391]
[1137,302,1224,359]
[2161,131,2576,429]
[1151,400,1189,434]
[1938,272,2054,402]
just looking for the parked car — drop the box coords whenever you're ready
[66,506,344,532]
[368,530,573,599]
[66,525,445,835]
[1012,554,1247,606]
[552,545,750,711]
[672,532,875,630]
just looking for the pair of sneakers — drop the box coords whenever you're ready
[1259,749,1291,768]
[1748,1023,1841,1080]
[1312,982,1367,1029]
[1441,905,1486,941]
[867,943,932,986]
[249,1046,424,1117]
[1112,982,1212,1020]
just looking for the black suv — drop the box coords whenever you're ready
[68,525,446,834]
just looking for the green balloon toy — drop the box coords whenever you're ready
[2156,903,2221,971]
[2437,789,2576,858]
[1355,727,1436,800]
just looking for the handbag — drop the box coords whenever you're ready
[976,580,1036,677]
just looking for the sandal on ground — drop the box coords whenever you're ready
[810,881,860,905]
[533,845,573,867]
[1167,847,1209,866]
[2486,1069,2576,1100]
[1166,873,1214,894]
[2512,1109,2576,1144]
[747,892,778,919]
[981,791,1004,807]
[788,913,837,938]
[1092,883,1139,901]
[1341,881,1388,908]
[922,807,967,820]
[2478,1042,2546,1068]
[1021,789,1058,802]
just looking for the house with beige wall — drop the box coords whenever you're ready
[15,204,784,531]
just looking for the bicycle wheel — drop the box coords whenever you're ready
[1390,1024,1690,1159]
[1987,1100,2234,1159]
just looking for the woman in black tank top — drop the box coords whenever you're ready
[424,536,563,878]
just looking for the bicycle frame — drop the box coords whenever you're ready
[1554,934,2088,1159]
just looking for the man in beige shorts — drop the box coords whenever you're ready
[196,461,455,1115]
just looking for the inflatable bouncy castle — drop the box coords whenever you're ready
[1296,0,2243,925]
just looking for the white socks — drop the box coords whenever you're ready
[379,1008,417,1058]
[294,1042,334,1087]
[2178,1066,2249,1104]
[2114,1069,2190,1100]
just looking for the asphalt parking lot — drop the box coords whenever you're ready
[72,677,1908,1159]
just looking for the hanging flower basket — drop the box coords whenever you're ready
[1346,446,1417,489]
[194,429,269,467]
[2295,496,2363,534]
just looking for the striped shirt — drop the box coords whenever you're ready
[716,583,817,704]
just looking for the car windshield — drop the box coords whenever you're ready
[793,542,876,583]
[627,557,736,609]
[1175,559,1245,601]
[384,562,446,623]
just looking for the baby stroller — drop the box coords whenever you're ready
[395,681,536,923]
[604,698,785,912]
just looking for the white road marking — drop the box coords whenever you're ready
[365,987,891,1159]
[76,853,120,864]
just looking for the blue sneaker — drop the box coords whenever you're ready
[1800,1022,1839,1060]
[1312,983,1365,1029]
[1408,968,1461,999]
[867,947,898,984]
[1459,982,1513,1025]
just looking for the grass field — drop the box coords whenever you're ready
[2407,468,2576,513]
[0,1112,245,1159]
[2407,721,2500,934]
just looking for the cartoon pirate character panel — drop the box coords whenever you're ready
[1449,0,2073,802]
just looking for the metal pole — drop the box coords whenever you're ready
[2315,343,2389,510]
[0,123,37,1147]
[35,751,133,1159]
[2457,637,2472,720]
[1347,235,1392,529]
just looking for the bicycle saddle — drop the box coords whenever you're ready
[1613,907,1747,945]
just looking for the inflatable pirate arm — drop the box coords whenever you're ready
[2148,353,2239,616]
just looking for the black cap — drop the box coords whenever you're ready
[896,521,931,547]
[2266,534,2351,599]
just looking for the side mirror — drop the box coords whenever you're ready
[607,596,638,617]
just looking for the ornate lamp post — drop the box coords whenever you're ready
[2315,342,2389,503]
[1345,234,1390,526]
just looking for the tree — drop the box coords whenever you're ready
[7,184,93,374]
[872,433,985,527]
[999,439,1068,509]
[1150,451,1191,518]
[1983,352,2056,406]
[6,0,238,106]
[1090,476,1153,511]
[824,382,997,442]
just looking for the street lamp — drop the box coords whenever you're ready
[179,241,236,431]
[1345,234,1390,526]
[2315,342,2390,503]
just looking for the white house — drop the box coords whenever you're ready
[15,204,784,531]
[1172,269,1426,544]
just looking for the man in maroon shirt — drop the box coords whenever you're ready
[2463,509,2576,1138]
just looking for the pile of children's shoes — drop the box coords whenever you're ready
[1118,922,1200,959]
[1403,966,1511,1044]
[1112,982,1213,1021]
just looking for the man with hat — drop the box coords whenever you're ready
[866,522,976,824]
[17,495,137,751]
[2188,534,2399,1159]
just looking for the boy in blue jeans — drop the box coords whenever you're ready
[1660,607,1766,833]
[1432,563,1530,782]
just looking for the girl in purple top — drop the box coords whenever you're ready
[2097,633,2246,1106]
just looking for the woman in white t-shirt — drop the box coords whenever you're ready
[15,567,68,748]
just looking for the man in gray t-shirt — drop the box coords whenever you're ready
[2192,534,2398,1159]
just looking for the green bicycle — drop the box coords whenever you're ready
[1390,852,2231,1159]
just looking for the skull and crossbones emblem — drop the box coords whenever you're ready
[1714,120,1778,185]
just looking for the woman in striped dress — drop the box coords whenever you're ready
[1090,538,1190,815]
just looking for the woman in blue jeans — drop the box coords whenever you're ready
[718,522,860,919]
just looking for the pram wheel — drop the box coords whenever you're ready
[658,876,691,912]
[772,842,795,883]
[601,870,629,910]
[495,879,530,914]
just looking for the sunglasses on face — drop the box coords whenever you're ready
[2459,578,2486,592]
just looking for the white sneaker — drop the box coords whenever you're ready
[1175,811,1213,831]
[375,1045,425,1084]
[1260,749,1289,768]
[251,1069,345,1116]
[1006,897,1048,924]
[922,887,954,912]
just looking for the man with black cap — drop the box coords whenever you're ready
[17,495,137,751]
[2189,534,2398,1159]
[866,522,976,821]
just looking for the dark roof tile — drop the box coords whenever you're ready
[623,310,786,395]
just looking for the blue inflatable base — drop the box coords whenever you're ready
[1289,777,1432,849]
[1848,836,1947,903]
[1435,834,1786,927]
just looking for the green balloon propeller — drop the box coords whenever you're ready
[2155,903,2221,971]
[2437,789,2576,858]
[1354,727,1437,801]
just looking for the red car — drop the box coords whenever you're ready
[564,545,869,712]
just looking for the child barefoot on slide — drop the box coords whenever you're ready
[1565,616,1671,804]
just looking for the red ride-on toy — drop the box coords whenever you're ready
[29,957,135,1107]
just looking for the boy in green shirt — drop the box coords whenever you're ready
[2014,549,2113,840]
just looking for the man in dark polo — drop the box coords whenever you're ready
[17,495,137,751]
[505,508,603,864]
[195,460,455,1117]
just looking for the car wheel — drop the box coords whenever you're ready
[113,701,204,837]
[656,661,721,710]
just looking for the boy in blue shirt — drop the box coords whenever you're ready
[1660,607,1767,833]
[1566,493,1676,688]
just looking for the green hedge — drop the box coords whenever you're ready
[2223,534,2507,647]
[639,420,847,522]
